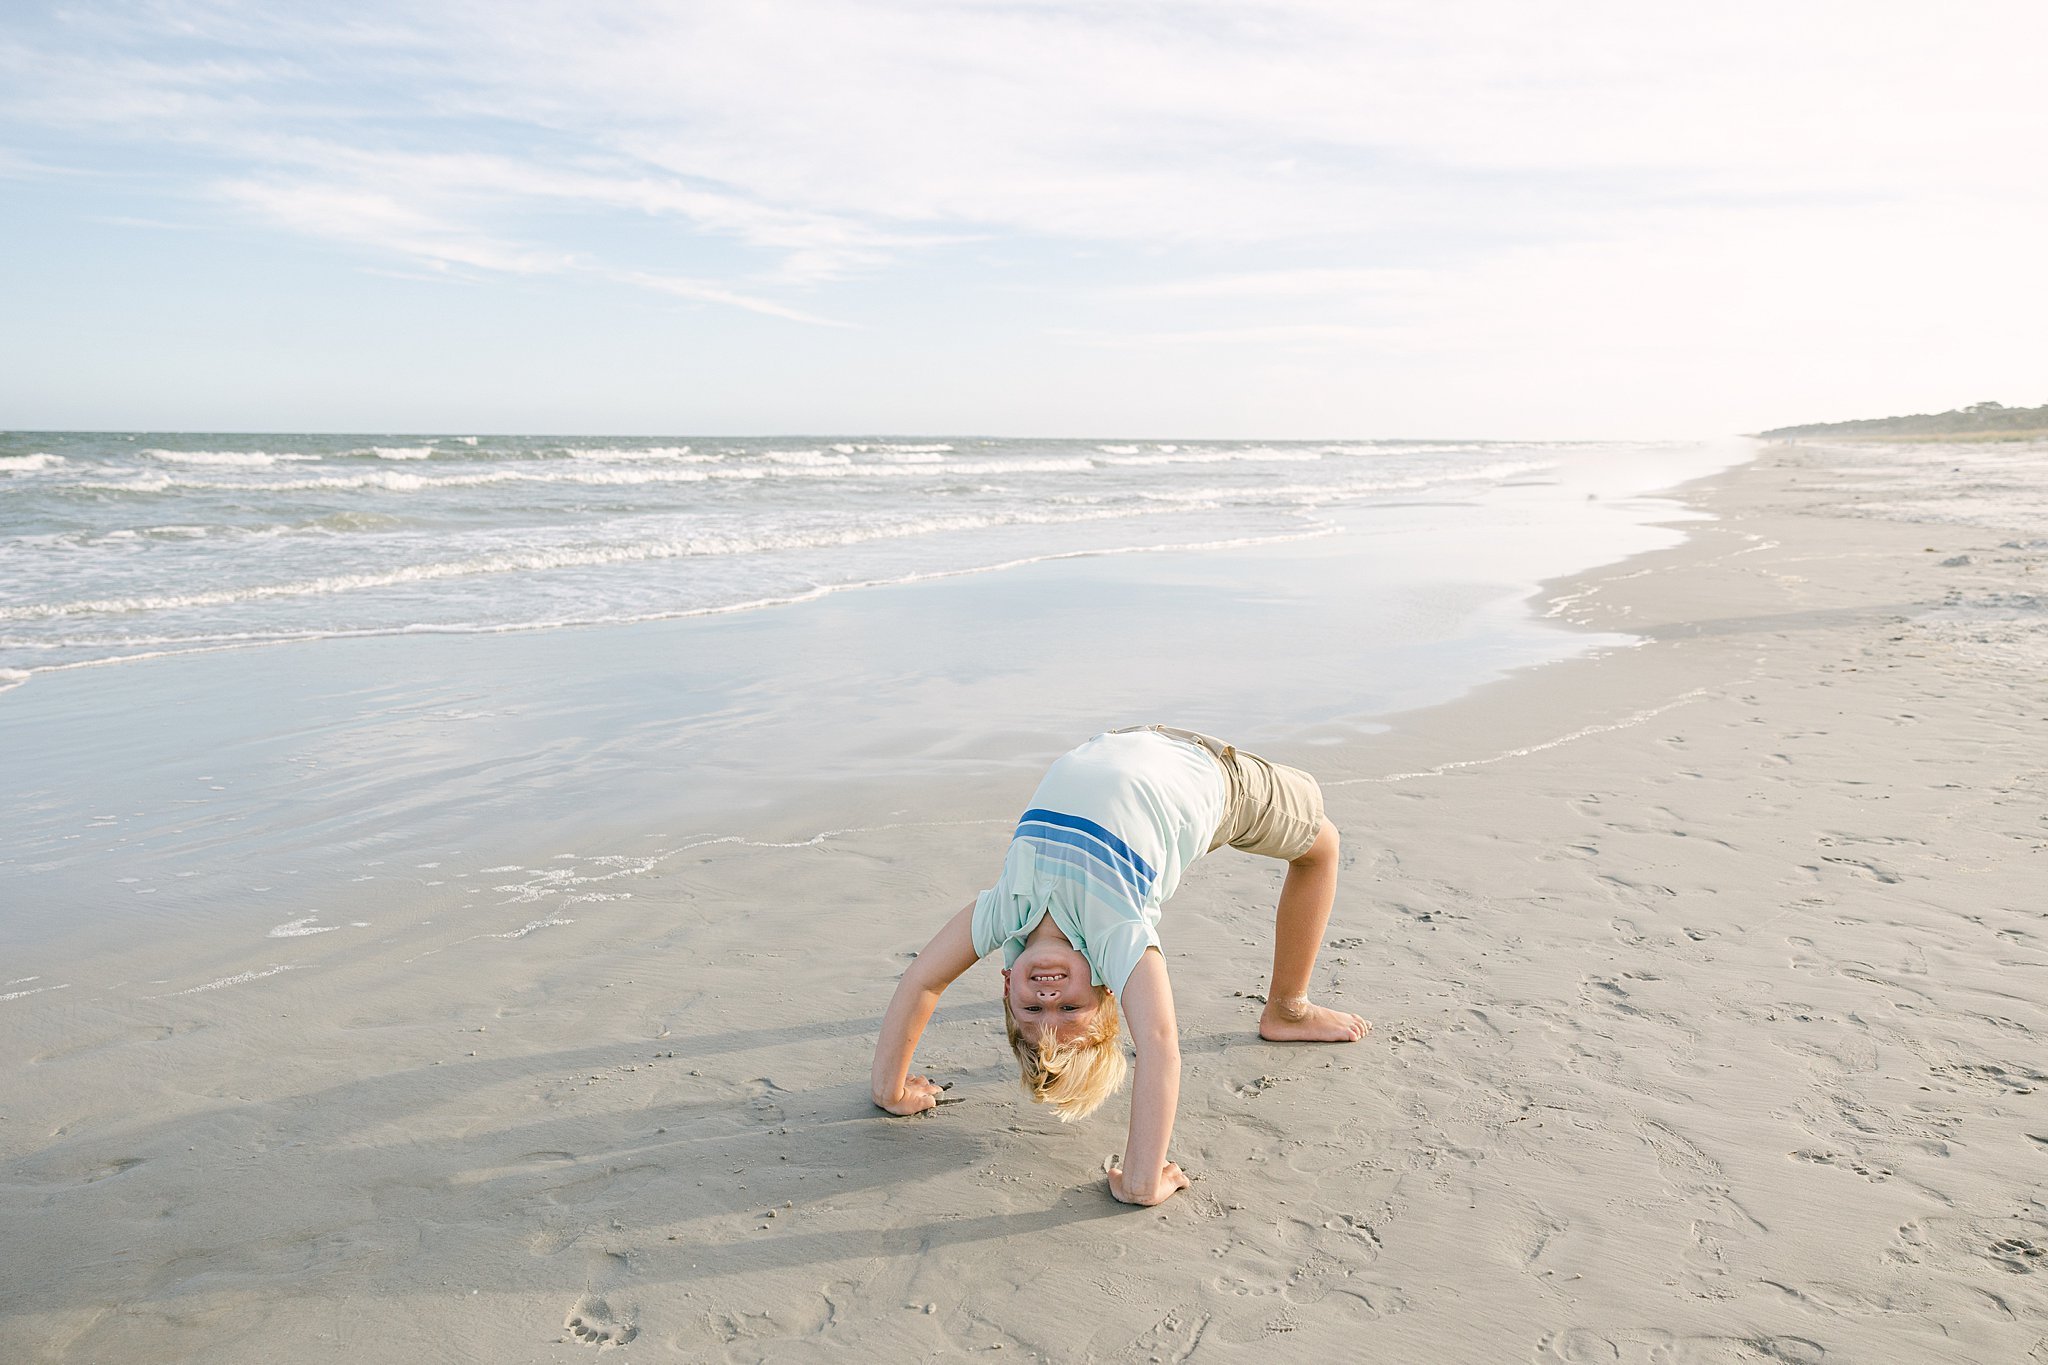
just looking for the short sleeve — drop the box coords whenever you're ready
[1089,915,1162,998]
[971,885,1011,960]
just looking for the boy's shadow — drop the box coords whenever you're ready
[10,999,1257,1308]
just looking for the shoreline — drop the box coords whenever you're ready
[3,441,2043,1362]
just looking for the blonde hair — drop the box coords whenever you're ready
[1003,988,1127,1121]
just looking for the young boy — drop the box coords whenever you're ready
[870,725,1368,1207]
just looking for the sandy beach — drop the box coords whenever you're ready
[3,438,2044,1364]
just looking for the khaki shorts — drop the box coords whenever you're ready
[1115,724,1327,862]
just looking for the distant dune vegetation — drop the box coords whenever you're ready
[1755,400,2048,441]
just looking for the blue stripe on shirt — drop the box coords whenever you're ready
[1018,825,1148,901]
[1023,834,1147,909]
[1016,807,1157,887]
[1019,826,1155,900]
[1015,819,1153,900]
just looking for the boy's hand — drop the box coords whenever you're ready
[1106,1159,1189,1207]
[873,1074,947,1116]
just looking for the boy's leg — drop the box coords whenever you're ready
[1164,728,1367,1043]
[1259,821,1370,1042]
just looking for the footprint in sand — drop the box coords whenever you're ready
[1791,1148,1893,1182]
[564,1296,637,1349]
[1126,1308,1212,1362]
[1540,1331,1824,1364]
[1987,1236,2043,1274]
[1819,853,1903,884]
[746,1076,787,1125]
[1928,1060,2044,1095]
[1888,1216,2048,1284]
[1785,936,1826,972]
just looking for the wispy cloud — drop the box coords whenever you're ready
[1054,323,1390,349]
[5,1,2046,431]
[601,269,850,327]
[1117,270,1428,302]
[222,177,851,324]
[220,180,567,276]
[13,3,2045,282]
[0,144,92,179]
[0,14,904,319]
[20,6,2036,245]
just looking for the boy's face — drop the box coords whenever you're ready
[1003,935,1101,1044]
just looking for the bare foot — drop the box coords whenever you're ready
[1258,997,1370,1042]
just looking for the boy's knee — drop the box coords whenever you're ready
[1292,820,1338,867]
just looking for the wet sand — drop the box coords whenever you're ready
[2,440,2043,1363]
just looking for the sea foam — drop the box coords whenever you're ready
[144,449,284,467]
[3,433,1599,685]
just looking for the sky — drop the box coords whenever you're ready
[2,0,2042,438]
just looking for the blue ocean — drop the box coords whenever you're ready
[5,433,1590,689]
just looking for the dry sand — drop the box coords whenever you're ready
[2,441,2043,1363]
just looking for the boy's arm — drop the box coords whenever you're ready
[871,901,981,1116]
[1106,948,1189,1206]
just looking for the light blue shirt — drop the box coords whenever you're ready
[972,730,1228,997]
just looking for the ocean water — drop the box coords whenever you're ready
[0,433,1565,691]
[2,431,1743,975]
